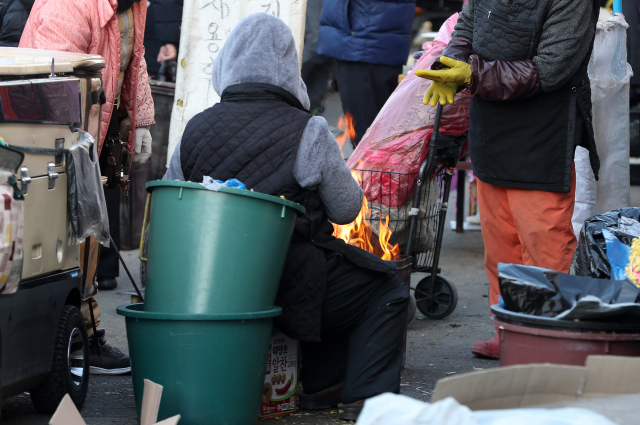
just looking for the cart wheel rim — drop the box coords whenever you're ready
[67,327,85,389]
[415,277,454,316]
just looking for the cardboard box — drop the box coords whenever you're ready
[49,379,180,425]
[259,329,298,419]
[432,355,640,410]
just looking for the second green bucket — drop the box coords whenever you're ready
[145,181,304,314]
[117,304,281,425]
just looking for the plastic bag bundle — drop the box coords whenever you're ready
[571,208,640,279]
[572,14,633,236]
[67,131,110,246]
[346,13,471,208]
[357,393,619,425]
[499,263,639,319]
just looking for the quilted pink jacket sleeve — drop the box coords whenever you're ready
[135,52,155,128]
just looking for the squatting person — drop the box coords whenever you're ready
[416,0,600,358]
[163,13,409,421]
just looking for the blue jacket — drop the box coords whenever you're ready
[317,0,416,66]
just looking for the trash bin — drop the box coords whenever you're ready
[117,303,281,425]
[144,181,305,314]
[492,305,640,367]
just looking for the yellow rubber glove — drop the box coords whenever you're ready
[415,56,472,85]
[423,81,459,107]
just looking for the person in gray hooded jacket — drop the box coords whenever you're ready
[164,13,409,421]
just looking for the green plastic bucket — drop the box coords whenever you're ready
[117,303,281,425]
[145,181,304,314]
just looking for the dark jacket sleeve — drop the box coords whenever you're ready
[153,0,183,46]
[435,37,541,100]
[468,55,541,100]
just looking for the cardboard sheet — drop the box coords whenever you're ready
[432,355,640,410]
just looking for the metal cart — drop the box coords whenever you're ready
[356,104,466,320]
[0,48,106,414]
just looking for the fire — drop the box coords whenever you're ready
[378,215,401,261]
[333,169,401,261]
[335,112,356,154]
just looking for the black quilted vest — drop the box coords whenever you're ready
[180,83,396,342]
[469,0,600,192]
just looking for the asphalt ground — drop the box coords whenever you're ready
[0,177,498,424]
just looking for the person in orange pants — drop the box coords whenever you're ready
[415,0,601,359]
[473,168,577,357]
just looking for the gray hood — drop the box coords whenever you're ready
[212,13,310,110]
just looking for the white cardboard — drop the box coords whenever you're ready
[166,0,308,167]
[48,380,179,425]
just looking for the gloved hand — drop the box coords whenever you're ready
[133,127,152,164]
[423,82,459,107]
[415,56,472,85]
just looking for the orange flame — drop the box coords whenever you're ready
[378,215,401,261]
[335,112,356,155]
[333,169,400,261]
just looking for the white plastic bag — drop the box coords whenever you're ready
[574,14,633,236]
[356,394,619,425]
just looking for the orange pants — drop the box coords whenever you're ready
[477,167,577,312]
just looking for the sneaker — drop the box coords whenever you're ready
[472,334,500,359]
[338,400,365,421]
[298,382,342,410]
[97,278,118,290]
[89,333,131,375]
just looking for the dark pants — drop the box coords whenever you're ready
[301,0,334,114]
[300,254,408,403]
[301,54,335,114]
[97,185,120,279]
[335,61,401,145]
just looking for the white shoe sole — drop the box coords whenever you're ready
[90,366,131,375]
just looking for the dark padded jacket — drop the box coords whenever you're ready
[317,0,416,66]
[0,0,34,47]
[144,0,182,75]
[437,0,600,192]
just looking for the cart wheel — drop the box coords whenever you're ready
[414,275,458,320]
[30,305,89,414]
[407,293,417,324]
[140,223,150,288]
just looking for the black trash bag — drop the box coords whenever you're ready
[570,208,640,279]
[499,263,640,317]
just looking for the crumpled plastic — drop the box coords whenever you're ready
[346,13,470,208]
[200,176,247,191]
[67,131,110,246]
[570,208,640,279]
[498,263,640,319]
[603,229,631,281]
[356,393,619,425]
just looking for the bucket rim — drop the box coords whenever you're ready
[146,180,305,215]
[116,303,282,321]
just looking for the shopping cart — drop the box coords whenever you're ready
[355,104,467,320]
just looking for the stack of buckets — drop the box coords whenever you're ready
[117,181,305,425]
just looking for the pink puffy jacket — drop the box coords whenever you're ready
[19,0,155,152]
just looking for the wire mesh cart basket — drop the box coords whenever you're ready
[355,104,467,320]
